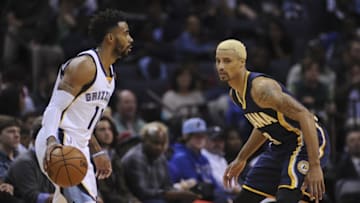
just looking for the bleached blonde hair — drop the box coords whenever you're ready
[216,39,247,59]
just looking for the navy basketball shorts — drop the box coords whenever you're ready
[242,124,330,199]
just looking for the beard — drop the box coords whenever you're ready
[218,73,230,81]
[114,38,130,58]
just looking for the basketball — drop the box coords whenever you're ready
[46,146,88,187]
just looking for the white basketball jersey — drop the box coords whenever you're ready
[53,49,115,146]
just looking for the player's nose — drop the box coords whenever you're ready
[128,35,134,43]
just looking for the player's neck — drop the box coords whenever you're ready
[96,46,116,72]
[228,71,247,92]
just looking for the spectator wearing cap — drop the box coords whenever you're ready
[201,126,241,199]
[168,118,229,202]
[201,126,228,188]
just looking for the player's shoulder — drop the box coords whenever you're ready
[251,76,279,93]
[250,76,283,106]
[68,55,96,71]
[65,55,96,77]
[62,55,97,85]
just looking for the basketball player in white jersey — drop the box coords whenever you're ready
[35,9,133,203]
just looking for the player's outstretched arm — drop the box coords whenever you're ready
[251,77,324,202]
[223,128,267,189]
[43,56,96,170]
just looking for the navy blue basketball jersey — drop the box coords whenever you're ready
[229,71,326,152]
[230,71,330,198]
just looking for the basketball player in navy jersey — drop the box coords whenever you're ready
[35,9,133,203]
[216,39,330,203]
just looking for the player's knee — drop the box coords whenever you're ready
[234,188,266,203]
[276,188,302,203]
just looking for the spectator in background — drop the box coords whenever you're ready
[334,128,360,203]
[113,89,146,144]
[51,0,97,60]
[223,127,244,164]
[6,116,55,203]
[122,121,198,203]
[0,84,25,118]
[0,116,21,182]
[201,126,227,188]
[287,41,336,96]
[0,116,21,203]
[3,0,64,94]
[93,116,117,159]
[201,126,241,198]
[174,15,214,61]
[336,128,360,180]
[19,112,40,151]
[162,65,205,122]
[2,0,57,67]
[336,63,360,128]
[168,118,229,203]
[137,56,168,81]
[292,57,333,122]
[94,116,140,203]
[265,18,293,61]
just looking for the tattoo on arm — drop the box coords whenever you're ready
[276,94,305,119]
[253,78,306,120]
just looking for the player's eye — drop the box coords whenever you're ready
[223,58,231,63]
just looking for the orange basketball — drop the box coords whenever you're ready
[47,146,88,187]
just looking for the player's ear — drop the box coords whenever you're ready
[107,33,114,42]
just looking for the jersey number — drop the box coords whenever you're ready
[87,106,104,129]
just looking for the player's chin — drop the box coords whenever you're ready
[219,77,229,82]
[121,49,131,57]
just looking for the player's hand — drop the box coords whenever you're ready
[93,152,112,179]
[223,159,247,189]
[302,164,325,203]
[44,139,62,172]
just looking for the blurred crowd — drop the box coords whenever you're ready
[0,0,360,202]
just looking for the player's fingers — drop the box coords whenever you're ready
[321,179,326,194]
[223,174,229,188]
[313,184,319,201]
[105,169,112,177]
[318,182,324,200]
[223,176,229,189]
[225,172,233,189]
[301,180,308,191]
[234,174,240,187]
[97,171,104,179]
[309,184,314,199]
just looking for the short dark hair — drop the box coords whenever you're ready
[88,9,127,45]
[0,115,21,133]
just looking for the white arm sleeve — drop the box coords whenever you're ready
[42,90,75,140]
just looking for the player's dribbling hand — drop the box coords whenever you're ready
[44,138,62,172]
[93,152,112,179]
[223,159,247,190]
[302,165,325,203]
